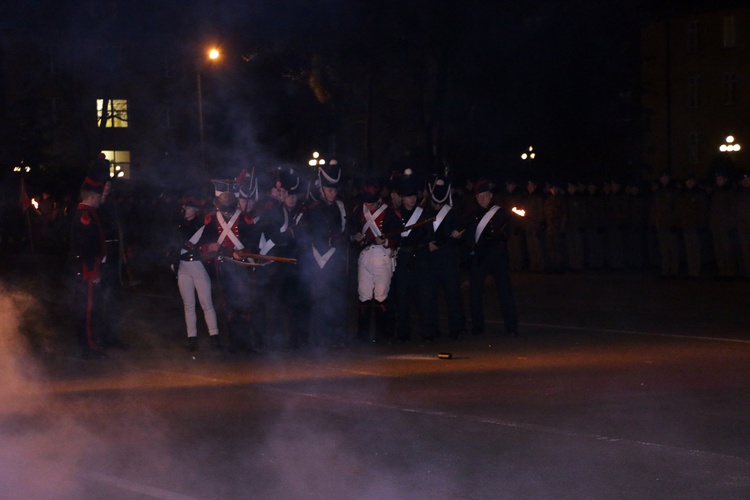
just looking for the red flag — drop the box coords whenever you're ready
[19,176,31,210]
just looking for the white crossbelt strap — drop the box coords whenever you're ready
[475,205,501,243]
[312,245,336,269]
[362,203,387,237]
[336,200,346,232]
[280,207,289,233]
[180,225,205,255]
[432,205,451,233]
[259,233,275,255]
[401,206,423,237]
[217,210,244,250]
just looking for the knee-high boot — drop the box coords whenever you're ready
[374,300,389,343]
[357,300,372,342]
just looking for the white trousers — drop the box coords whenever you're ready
[177,260,219,338]
[357,245,394,302]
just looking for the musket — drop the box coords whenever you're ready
[218,256,273,267]
[234,250,298,263]
[359,216,437,247]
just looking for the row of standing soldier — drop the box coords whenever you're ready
[496,171,750,279]
[167,163,519,352]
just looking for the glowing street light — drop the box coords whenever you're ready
[197,47,221,169]
[719,135,741,153]
[521,146,536,160]
[308,151,326,167]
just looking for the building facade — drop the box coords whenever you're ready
[641,4,750,178]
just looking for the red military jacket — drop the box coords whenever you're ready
[197,209,257,256]
[68,203,107,282]
[347,202,401,249]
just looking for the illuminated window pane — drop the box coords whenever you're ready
[100,150,132,179]
[96,99,129,128]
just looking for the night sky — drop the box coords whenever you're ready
[0,0,732,185]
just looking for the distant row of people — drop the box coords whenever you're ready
[491,171,750,279]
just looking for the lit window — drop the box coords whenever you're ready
[723,73,737,105]
[687,76,700,108]
[100,150,131,179]
[97,99,128,128]
[723,16,736,48]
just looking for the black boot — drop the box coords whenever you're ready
[373,301,390,343]
[357,300,372,343]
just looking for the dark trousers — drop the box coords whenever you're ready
[218,263,257,350]
[393,251,420,339]
[71,278,104,353]
[419,249,465,338]
[305,252,347,347]
[469,245,518,334]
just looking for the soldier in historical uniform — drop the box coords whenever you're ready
[582,181,606,270]
[521,179,545,273]
[348,177,401,343]
[297,162,349,348]
[736,172,750,279]
[277,168,307,349]
[248,167,299,349]
[456,179,518,337]
[605,179,627,270]
[676,174,708,278]
[419,174,466,341]
[91,154,132,350]
[543,180,567,273]
[197,180,257,353]
[564,181,585,271]
[624,181,650,270]
[709,171,738,279]
[66,160,112,358]
[169,189,220,351]
[390,169,428,342]
[651,171,680,277]
[497,179,526,271]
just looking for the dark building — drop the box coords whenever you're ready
[641,3,750,178]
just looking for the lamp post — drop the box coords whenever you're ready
[308,151,326,168]
[719,135,741,153]
[197,48,220,170]
[521,146,536,161]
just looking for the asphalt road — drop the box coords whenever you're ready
[1,265,749,499]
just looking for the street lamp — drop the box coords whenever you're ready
[197,47,221,170]
[308,151,326,167]
[521,146,536,160]
[719,135,741,153]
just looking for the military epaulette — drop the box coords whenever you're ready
[204,213,214,225]
[243,214,255,224]
[80,211,91,225]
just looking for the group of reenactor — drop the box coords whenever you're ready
[67,153,749,358]
[497,171,750,280]
[164,162,519,352]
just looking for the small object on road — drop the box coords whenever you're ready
[438,352,453,359]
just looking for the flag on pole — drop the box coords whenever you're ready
[19,176,31,210]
